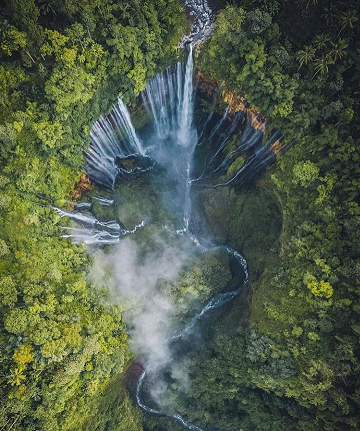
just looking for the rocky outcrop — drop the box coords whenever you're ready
[72,173,92,200]
[196,69,218,95]
[196,70,267,129]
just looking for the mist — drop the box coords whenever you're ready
[90,233,198,404]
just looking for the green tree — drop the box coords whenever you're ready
[328,39,348,61]
[340,10,358,31]
[295,45,316,70]
[312,33,330,51]
[313,55,333,77]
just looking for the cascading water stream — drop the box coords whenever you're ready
[53,205,145,245]
[178,44,195,146]
[180,0,215,46]
[85,97,145,188]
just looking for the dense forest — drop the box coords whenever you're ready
[186,1,360,429]
[0,0,185,429]
[1,0,359,430]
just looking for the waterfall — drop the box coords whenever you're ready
[142,45,195,149]
[140,45,197,231]
[177,62,183,122]
[53,203,145,245]
[85,96,144,188]
[52,207,99,226]
[142,71,171,138]
[178,44,195,146]
[55,2,282,427]
[115,98,145,156]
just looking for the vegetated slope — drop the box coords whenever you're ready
[180,1,360,429]
[0,1,185,430]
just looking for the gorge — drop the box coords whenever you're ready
[1,0,359,430]
[54,28,267,430]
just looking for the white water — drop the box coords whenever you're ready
[180,0,215,47]
[92,196,114,206]
[53,205,145,245]
[142,45,196,149]
[178,44,195,146]
[85,97,145,188]
[142,44,198,233]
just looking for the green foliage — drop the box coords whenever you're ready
[197,6,298,118]
[227,156,245,176]
[200,186,281,279]
[170,249,233,321]
[292,160,319,187]
[307,279,334,299]
[2,0,359,430]
[189,0,360,429]
[0,0,186,429]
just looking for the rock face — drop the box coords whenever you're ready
[222,88,267,132]
[196,70,267,130]
[196,69,218,95]
[72,174,92,199]
[222,90,248,114]
[199,185,282,280]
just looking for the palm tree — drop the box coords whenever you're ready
[305,0,318,8]
[313,55,333,78]
[340,10,358,31]
[322,5,336,24]
[328,39,348,61]
[312,34,331,52]
[295,45,316,70]
[38,0,57,16]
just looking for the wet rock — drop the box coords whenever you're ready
[72,173,92,200]
[196,69,218,95]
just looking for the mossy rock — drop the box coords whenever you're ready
[199,184,281,280]
[120,158,137,171]
[130,107,151,129]
[114,176,170,230]
[223,134,241,155]
[227,156,245,176]
[170,247,233,321]
[197,248,232,294]
[92,201,115,222]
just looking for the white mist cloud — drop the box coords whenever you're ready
[91,234,196,393]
